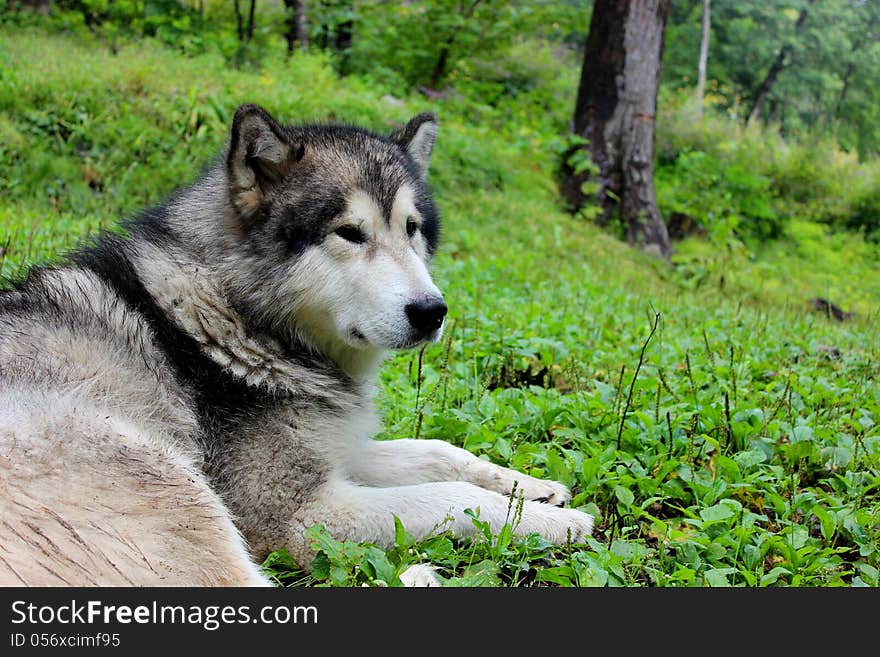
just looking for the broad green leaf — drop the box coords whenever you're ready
[743,544,762,571]
[536,566,575,586]
[856,563,879,586]
[791,425,815,443]
[760,567,791,587]
[705,568,734,587]
[705,542,726,561]
[309,552,330,580]
[495,522,513,555]
[546,448,570,485]
[329,565,349,587]
[811,505,836,540]
[614,485,635,507]
[733,449,767,470]
[573,563,608,587]
[699,499,741,523]
[365,547,397,585]
[581,457,600,485]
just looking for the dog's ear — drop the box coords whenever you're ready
[391,112,438,178]
[227,104,304,219]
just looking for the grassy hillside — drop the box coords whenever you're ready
[1,30,878,587]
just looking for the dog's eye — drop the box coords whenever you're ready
[335,225,366,244]
[406,218,418,237]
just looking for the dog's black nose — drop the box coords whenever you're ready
[405,297,447,334]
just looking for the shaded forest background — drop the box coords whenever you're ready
[3,0,879,251]
[1,1,879,587]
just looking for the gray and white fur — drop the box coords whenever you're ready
[0,104,593,587]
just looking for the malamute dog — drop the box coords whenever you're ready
[0,105,593,586]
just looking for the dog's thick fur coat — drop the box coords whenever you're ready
[0,105,593,586]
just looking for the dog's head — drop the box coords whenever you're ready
[223,104,445,365]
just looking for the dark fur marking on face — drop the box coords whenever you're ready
[413,191,439,255]
[268,121,437,233]
[278,194,346,257]
[219,108,442,262]
[359,155,406,222]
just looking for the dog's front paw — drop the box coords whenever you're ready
[497,470,572,506]
[472,462,572,506]
[551,506,594,543]
[519,503,594,544]
[399,564,442,587]
[512,477,571,507]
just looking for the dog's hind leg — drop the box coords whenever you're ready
[283,477,593,567]
[345,438,571,506]
[0,403,272,587]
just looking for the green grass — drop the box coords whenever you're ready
[2,29,878,587]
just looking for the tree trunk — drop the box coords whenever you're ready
[246,0,257,42]
[233,0,244,41]
[284,0,308,54]
[9,0,51,12]
[835,61,855,120]
[835,11,877,120]
[560,0,672,258]
[746,48,788,125]
[696,0,710,116]
[429,38,454,89]
[747,0,815,125]
[428,0,482,89]
[335,19,353,51]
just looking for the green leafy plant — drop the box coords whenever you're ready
[2,25,878,588]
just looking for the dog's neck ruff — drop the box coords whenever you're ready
[131,242,361,403]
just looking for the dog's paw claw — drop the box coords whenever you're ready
[514,479,571,507]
